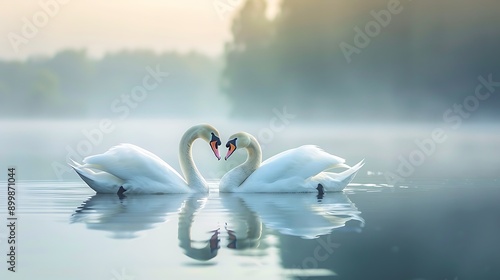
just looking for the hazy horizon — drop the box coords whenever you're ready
[2,0,500,122]
[0,0,282,60]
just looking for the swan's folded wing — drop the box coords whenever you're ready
[82,144,186,185]
[71,165,124,193]
[249,145,346,184]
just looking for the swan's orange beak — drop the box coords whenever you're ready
[225,138,238,160]
[210,133,221,160]
[225,143,236,160]
[210,140,221,160]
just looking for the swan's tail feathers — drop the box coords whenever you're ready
[68,158,103,171]
[331,163,351,169]
[71,165,123,194]
[67,157,82,169]
[314,159,364,192]
[67,158,97,188]
[72,167,98,191]
[337,159,365,184]
[325,160,353,171]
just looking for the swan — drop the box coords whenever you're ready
[219,132,364,193]
[69,124,221,194]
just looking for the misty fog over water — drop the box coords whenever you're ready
[2,119,499,183]
[2,1,499,184]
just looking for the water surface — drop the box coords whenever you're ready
[1,120,499,279]
[0,179,499,280]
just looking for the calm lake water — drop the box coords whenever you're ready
[1,120,500,279]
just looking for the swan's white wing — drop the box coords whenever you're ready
[69,158,124,193]
[82,144,187,189]
[241,145,346,190]
[312,159,365,191]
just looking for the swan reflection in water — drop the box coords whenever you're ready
[71,193,221,261]
[221,191,364,247]
[177,194,221,261]
[219,194,263,250]
[71,194,190,239]
[71,190,364,261]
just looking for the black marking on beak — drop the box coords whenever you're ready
[226,138,237,148]
[225,138,238,160]
[210,132,222,160]
[211,132,221,148]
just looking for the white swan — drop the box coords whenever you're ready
[219,132,364,193]
[69,124,221,194]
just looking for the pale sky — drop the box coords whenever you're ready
[0,0,280,60]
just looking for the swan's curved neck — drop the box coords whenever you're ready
[179,127,207,192]
[244,139,262,177]
[222,136,262,191]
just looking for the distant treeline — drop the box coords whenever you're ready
[222,0,500,122]
[0,50,223,118]
[1,0,500,122]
